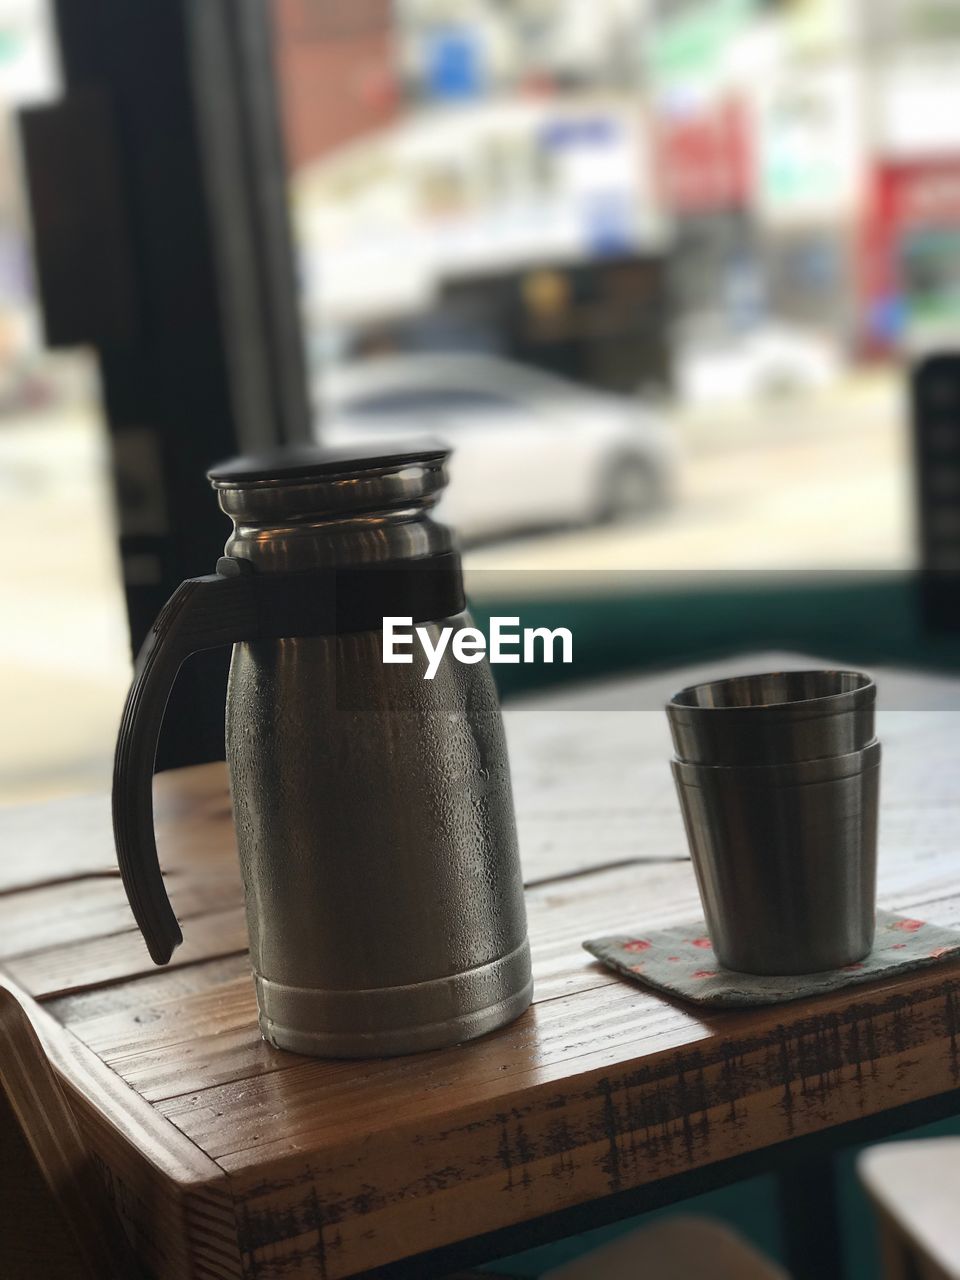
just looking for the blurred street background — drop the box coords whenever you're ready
[1,0,958,799]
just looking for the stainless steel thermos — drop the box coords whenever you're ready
[112,444,533,1057]
[667,670,880,975]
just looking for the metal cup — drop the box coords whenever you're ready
[667,670,876,766]
[672,742,880,974]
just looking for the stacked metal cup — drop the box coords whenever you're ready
[667,671,880,975]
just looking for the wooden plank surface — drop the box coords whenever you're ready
[1,654,960,1278]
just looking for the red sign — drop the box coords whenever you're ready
[859,157,960,349]
[654,98,752,213]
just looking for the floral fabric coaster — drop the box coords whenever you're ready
[583,910,960,1008]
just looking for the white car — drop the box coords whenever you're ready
[316,355,676,542]
[674,317,843,406]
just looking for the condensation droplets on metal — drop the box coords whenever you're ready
[216,445,533,1056]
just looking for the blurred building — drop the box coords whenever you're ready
[293,85,671,391]
[273,0,399,169]
[646,0,760,329]
[395,0,650,97]
[645,0,960,357]
[283,0,960,395]
[645,0,860,353]
[0,0,59,403]
[857,0,960,354]
[285,0,678,393]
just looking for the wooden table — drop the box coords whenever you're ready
[3,654,960,1280]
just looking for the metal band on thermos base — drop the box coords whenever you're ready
[254,939,533,1057]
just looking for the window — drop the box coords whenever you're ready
[275,0,917,576]
[0,1,130,804]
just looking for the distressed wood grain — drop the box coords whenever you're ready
[177,968,960,1278]
[0,973,241,1280]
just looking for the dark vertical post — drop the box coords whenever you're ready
[914,354,960,633]
[778,1155,845,1280]
[22,0,311,767]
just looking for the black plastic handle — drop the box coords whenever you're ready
[112,572,258,964]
